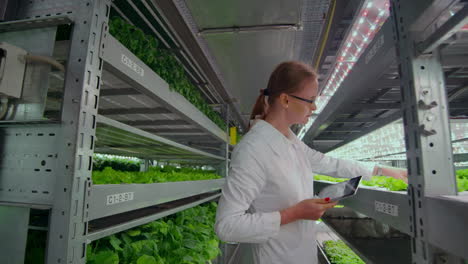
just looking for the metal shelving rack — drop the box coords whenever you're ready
[309,0,468,263]
[0,1,230,263]
[303,3,468,154]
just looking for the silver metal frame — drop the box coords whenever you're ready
[0,1,229,263]
[392,1,462,262]
[100,35,228,144]
[89,179,225,220]
[96,115,225,161]
[0,205,30,264]
[320,211,412,264]
[44,1,110,263]
[303,1,468,154]
[87,192,221,242]
[313,1,468,263]
[315,181,411,234]
[0,1,110,263]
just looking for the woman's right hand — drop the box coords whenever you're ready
[280,198,337,225]
[294,198,337,220]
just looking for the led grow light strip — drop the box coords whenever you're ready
[298,0,391,140]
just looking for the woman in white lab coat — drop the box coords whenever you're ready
[215,61,407,264]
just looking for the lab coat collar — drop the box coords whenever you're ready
[252,120,301,156]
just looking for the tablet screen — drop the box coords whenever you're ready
[317,176,362,201]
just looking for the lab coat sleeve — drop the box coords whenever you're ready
[215,143,281,243]
[300,142,373,181]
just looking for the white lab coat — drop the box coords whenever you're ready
[215,120,372,264]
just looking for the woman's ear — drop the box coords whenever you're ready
[279,93,289,109]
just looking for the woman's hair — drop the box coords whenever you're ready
[249,61,317,121]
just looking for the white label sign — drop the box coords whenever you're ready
[121,54,144,77]
[375,201,398,216]
[106,192,134,205]
[365,34,385,64]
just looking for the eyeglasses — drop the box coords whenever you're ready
[288,94,315,104]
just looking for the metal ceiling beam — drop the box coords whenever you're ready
[339,17,353,25]
[442,78,466,87]
[406,0,458,33]
[351,103,400,110]
[335,117,382,123]
[316,111,402,152]
[198,24,299,35]
[325,48,339,56]
[357,151,467,163]
[311,139,343,143]
[324,126,366,132]
[100,88,139,96]
[97,144,178,149]
[448,85,468,101]
[317,101,468,153]
[417,4,468,54]
[442,54,468,68]
[367,87,394,104]
[164,135,214,141]
[322,82,468,153]
[143,128,201,133]
[320,97,468,154]
[314,135,349,141]
[187,142,225,148]
[47,91,63,99]
[451,102,468,110]
[376,78,467,88]
[99,107,171,115]
[123,120,189,126]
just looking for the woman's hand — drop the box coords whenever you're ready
[280,198,337,225]
[374,166,408,183]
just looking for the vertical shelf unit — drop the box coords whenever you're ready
[309,0,468,263]
[0,1,230,263]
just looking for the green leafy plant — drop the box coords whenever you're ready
[86,202,220,264]
[92,166,221,185]
[94,155,140,172]
[108,17,226,131]
[25,203,221,264]
[314,169,468,192]
[361,176,408,191]
[457,169,468,179]
[323,240,364,264]
[314,175,348,183]
[25,230,47,264]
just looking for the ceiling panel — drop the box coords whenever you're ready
[203,30,297,114]
[185,0,301,29]
[181,0,330,119]
[206,31,295,113]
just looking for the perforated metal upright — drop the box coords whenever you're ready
[0,0,111,263]
[391,0,465,263]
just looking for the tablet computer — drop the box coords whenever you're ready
[317,176,362,202]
